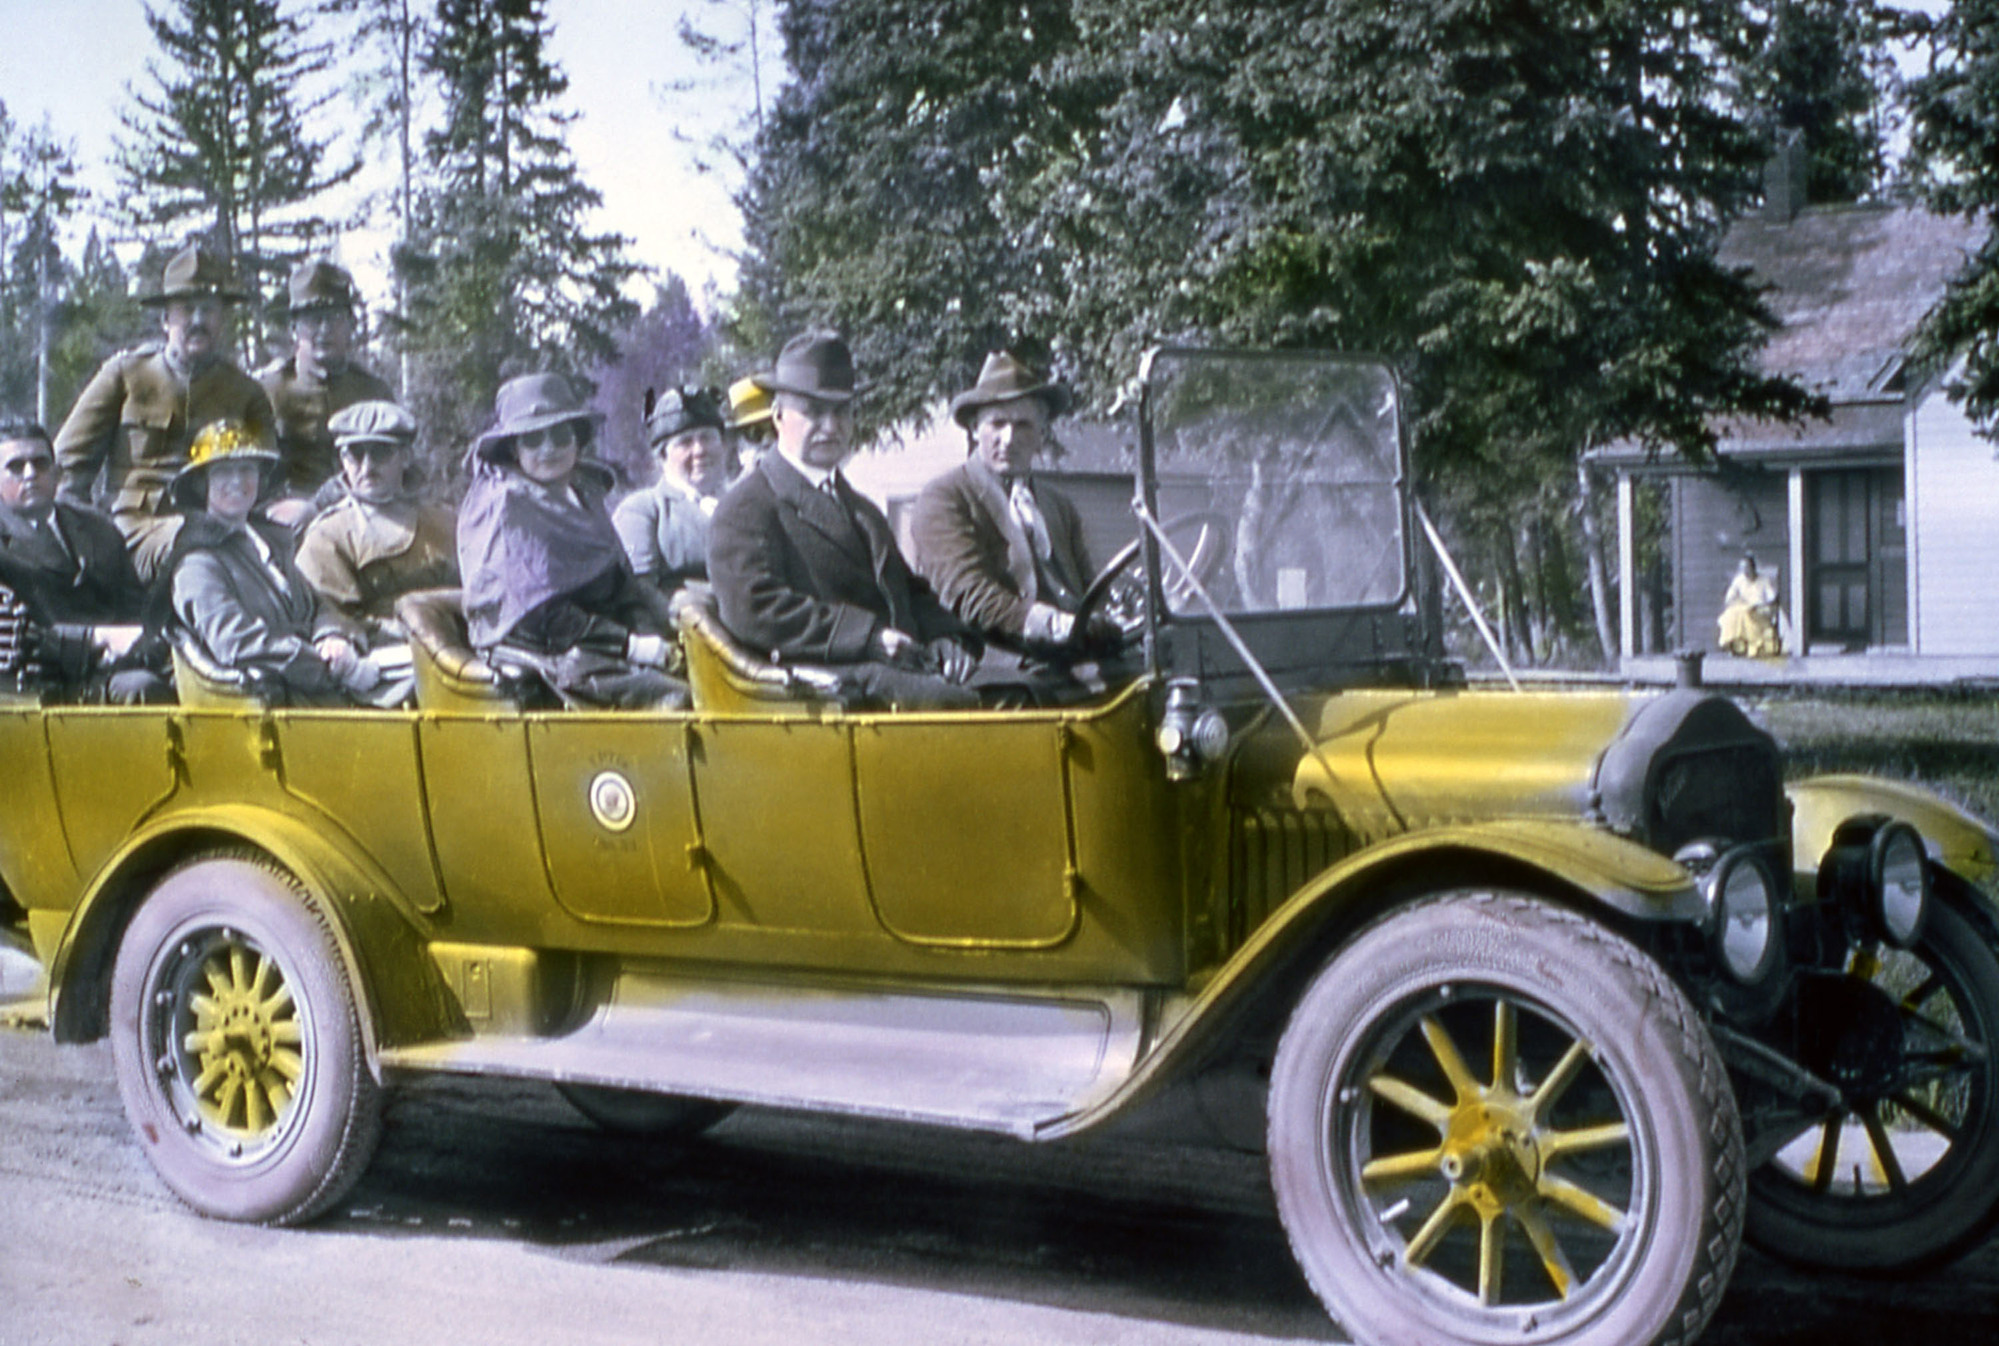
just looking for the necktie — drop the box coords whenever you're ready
[1009,479,1053,563]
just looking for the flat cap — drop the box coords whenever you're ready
[329,400,418,448]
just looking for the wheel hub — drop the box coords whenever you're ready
[161,933,304,1145]
[1444,1099,1544,1216]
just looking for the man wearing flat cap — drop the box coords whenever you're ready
[613,384,733,599]
[911,350,1110,662]
[296,400,457,646]
[55,242,276,583]
[707,333,988,710]
[259,258,395,505]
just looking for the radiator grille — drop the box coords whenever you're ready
[1231,809,1355,947]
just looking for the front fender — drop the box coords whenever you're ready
[1042,818,1698,1139]
[1789,775,1999,893]
[47,803,458,1068]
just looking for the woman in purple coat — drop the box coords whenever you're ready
[457,373,684,709]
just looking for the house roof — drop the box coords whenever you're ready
[1720,202,1982,402]
[1595,202,1984,470]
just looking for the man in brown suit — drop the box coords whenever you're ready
[259,258,394,503]
[708,333,987,710]
[910,350,1106,652]
[55,243,275,582]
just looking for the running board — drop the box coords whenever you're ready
[382,968,1149,1139]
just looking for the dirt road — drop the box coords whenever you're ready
[2,1022,1996,1346]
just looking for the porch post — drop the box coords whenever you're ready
[1788,468,1807,654]
[1617,472,1636,660]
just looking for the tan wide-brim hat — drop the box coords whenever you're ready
[140,243,250,308]
[949,350,1073,427]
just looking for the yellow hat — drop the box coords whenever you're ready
[727,376,774,431]
[168,419,281,511]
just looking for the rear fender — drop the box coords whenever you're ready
[1789,775,1999,898]
[46,804,457,1073]
[1045,819,1699,1139]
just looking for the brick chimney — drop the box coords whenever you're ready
[1762,128,1807,224]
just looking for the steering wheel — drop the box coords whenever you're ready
[1068,510,1231,646]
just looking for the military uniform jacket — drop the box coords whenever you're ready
[296,495,459,634]
[612,481,713,588]
[909,460,1093,642]
[0,499,146,629]
[709,451,962,663]
[55,345,275,519]
[258,357,396,495]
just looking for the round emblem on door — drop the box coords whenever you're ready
[587,770,637,832]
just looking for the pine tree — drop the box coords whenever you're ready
[1745,0,1903,204]
[1909,0,1999,426]
[399,0,642,460]
[115,0,358,346]
[0,120,87,422]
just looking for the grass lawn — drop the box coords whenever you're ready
[1735,687,1999,829]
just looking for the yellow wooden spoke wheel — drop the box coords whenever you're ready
[110,852,380,1225]
[1268,892,1742,1346]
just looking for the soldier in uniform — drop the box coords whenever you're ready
[259,258,394,506]
[0,417,168,703]
[296,400,457,646]
[54,243,275,583]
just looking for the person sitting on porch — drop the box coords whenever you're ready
[1718,552,1783,657]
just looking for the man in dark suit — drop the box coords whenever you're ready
[708,334,985,710]
[0,417,167,702]
[910,350,1103,650]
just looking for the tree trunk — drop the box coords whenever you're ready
[1576,459,1616,666]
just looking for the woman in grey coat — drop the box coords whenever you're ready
[159,420,375,706]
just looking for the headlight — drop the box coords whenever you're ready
[1705,847,1781,984]
[1868,822,1930,948]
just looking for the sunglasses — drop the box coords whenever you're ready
[340,440,408,461]
[517,423,579,452]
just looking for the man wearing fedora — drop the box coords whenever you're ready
[911,351,1109,666]
[708,333,986,710]
[54,242,275,583]
[259,257,395,504]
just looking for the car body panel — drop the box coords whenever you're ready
[1789,773,1999,893]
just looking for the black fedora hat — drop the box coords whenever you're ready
[750,333,868,403]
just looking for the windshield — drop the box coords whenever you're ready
[1142,351,1407,617]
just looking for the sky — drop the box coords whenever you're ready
[0,0,760,310]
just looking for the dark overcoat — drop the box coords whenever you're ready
[708,452,961,662]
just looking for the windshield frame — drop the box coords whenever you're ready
[1133,347,1418,680]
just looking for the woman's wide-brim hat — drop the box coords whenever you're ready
[471,372,605,463]
[167,419,282,511]
[140,243,250,307]
[749,333,868,403]
[949,350,1073,427]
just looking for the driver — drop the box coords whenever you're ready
[910,351,1116,669]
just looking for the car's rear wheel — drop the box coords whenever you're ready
[1745,891,1999,1271]
[557,1083,734,1136]
[1268,892,1742,1346]
[109,851,380,1224]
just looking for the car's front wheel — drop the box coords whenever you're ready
[109,851,381,1224]
[1268,892,1742,1346]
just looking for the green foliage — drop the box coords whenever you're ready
[735,0,1080,433]
[1909,0,1999,428]
[115,0,358,342]
[397,0,643,463]
[1743,0,1903,204]
[741,0,1818,496]
[589,276,718,485]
